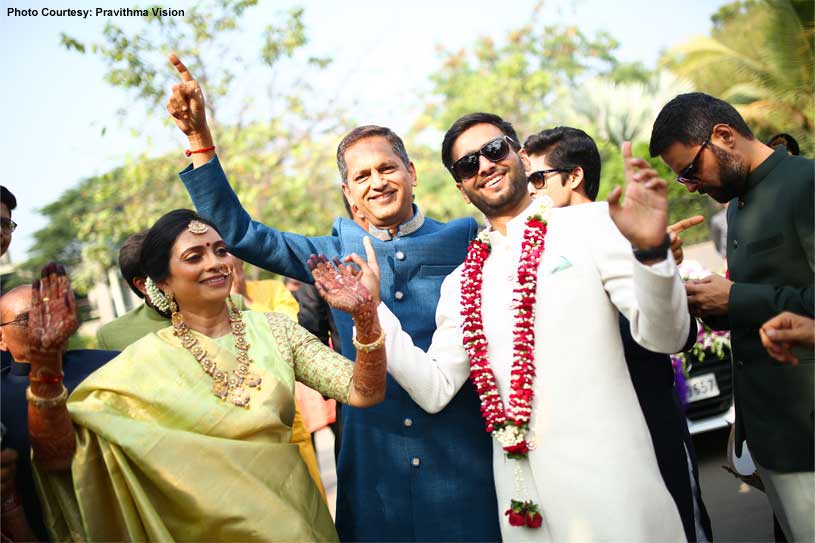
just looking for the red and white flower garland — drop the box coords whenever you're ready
[460,209,549,529]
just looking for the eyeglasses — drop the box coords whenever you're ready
[528,168,572,187]
[450,136,519,181]
[0,218,17,233]
[675,138,710,185]
[0,314,28,327]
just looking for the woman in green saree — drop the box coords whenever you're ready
[26,209,387,542]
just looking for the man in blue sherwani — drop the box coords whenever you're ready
[165,54,499,541]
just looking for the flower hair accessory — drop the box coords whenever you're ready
[145,277,171,313]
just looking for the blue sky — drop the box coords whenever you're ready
[1,0,729,263]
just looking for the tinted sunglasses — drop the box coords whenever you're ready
[450,136,519,181]
[528,168,572,187]
[676,138,710,185]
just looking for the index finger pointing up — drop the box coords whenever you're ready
[169,52,194,82]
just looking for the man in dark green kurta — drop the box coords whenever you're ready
[649,92,813,542]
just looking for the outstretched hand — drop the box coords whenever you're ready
[607,142,669,251]
[28,263,78,359]
[166,53,209,138]
[309,237,381,314]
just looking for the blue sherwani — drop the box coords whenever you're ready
[180,157,500,542]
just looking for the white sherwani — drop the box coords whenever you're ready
[377,198,689,542]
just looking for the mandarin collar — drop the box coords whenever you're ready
[367,205,425,241]
[746,146,786,192]
[486,196,550,245]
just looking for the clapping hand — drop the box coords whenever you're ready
[28,263,78,359]
[607,142,669,254]
[309,237,381,315]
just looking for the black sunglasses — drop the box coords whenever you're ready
[528,168,572,187]
[676,138,710,185]
[450,136,519,181]
[0,218,17,233]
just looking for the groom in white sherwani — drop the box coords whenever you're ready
[329,113,690,542]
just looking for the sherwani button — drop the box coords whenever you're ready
[395,291,404,300]
[411,457,421,467]
[404,418,413,427]
[396,251,406,260]
[733,239,739,249]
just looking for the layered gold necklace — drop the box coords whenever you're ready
[172,299,262,408]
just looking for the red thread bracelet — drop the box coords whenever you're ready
[185,145,215,157]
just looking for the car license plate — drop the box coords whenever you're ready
[686,373,720,403]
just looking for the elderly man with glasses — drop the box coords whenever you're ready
[1,267,118,542]
[650,92,814,542]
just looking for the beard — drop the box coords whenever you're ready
[461,159,530,218]
[699,145,748,203]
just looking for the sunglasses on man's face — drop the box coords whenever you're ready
[675,138,710,185]
[527,168,572,188]
[450,136,519,181]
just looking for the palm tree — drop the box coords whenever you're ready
[663,0,813,153]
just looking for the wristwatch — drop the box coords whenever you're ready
[632,233,671,263]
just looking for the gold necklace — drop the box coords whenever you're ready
[172,299,262,408]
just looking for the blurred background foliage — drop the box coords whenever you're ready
[7,0,812,296]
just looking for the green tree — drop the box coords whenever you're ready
[26,1,351,287]
[663,0,814,153]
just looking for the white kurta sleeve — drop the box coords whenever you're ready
[590,205,690,354]
[370,271,471,414]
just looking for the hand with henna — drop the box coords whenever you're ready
[308,238,386,406]
[308,236,381,314]
[27,263,79,471]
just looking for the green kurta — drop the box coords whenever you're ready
[707,146,813,472]
[36,311,354,541]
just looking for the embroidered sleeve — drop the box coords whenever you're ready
[265,313,353,403]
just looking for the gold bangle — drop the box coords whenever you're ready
[352,329,385,353]
[26,385,68,409]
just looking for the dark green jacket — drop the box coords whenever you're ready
[708,147,814,472]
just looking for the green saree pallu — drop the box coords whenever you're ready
[34,311,341,542]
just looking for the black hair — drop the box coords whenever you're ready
[140,209,220,284]
[441,113,520,179]
[1,186,17,213]
[524,127,602,201]
[336,125,410,183]
[118,231,148,298]
[649,92,754,157]
[766,133,800,156]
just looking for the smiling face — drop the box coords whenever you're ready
[450,123,529,219]
[341,136,416,231]
[158,229,233,310]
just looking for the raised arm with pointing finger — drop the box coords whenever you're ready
[166,54,501,542]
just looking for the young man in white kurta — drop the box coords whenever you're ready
[366,115,690,542]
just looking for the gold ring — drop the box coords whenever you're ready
[42,297,50,302]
